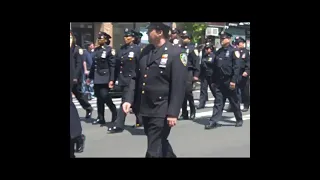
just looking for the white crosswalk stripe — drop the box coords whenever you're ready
[72,96,249,120]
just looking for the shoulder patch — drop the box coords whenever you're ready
[180,53,188,66]
[78,48,83,55]
[235,51,240,58]
[194,49,198,56]
[111,49,115,55]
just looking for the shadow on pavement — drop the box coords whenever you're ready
[80,117,94,123]
[193,116,236,127]
[124,125,145,136]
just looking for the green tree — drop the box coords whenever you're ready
[177,22,207,44]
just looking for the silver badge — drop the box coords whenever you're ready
[226,51,230,57]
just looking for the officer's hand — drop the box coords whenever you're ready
[86,78,91,84]
[193,76,199,81]
[122,102,132,114]
[229,82,236,90]
[73,79,78,83]
[242,72,248,77]
[109,81,114,89]
[167,116,177,127]
[85,70,90,75]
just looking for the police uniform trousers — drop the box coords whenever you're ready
[210,78,243,123]
[199,76,215,107]
[181,70,196,115]
[114,86,129,128]
[93,84,117,119]
[238,76,250,108]
[142,116,176,158]
[70,91,82,158]
[72,81,92,110]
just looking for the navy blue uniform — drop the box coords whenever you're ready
[124,40,187,157]
[198,52,216,108]
[112,43,141,130]
[179,44,200,120]
[206,45,243,128]
[238,47,250,110]
[89,44,117,123]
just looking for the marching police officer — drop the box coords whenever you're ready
[70,32,85,158]
[205,31,243,129]
[87,32,117,125]
[108,29,141,133]
[133,30,143,47]
[169,28,182,47]
[225,36,250,112]
[70,31,93,118]
[178,30,200,120]
[235,36,250,111]
[198,42,216,109]
[122,22,187,157]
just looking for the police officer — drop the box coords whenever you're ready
[205,31,243,129]
[70,31,93,118]
[108,29,141,134]
[225,37,250,112]
[198,42,216,109]
[133,30,143,47]
[87,32,117,125]
[70,33,84,158]
[169,28,182,47]
[235,36,250,112]
[178,30,200,120]
[122,22,187,157]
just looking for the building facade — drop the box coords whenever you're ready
[70,22,149,50]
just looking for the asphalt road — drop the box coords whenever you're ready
[73,88,250,157]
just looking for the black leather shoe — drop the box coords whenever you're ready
[75,134,85,153]
[92,118,106,125]
[197,105,205,109]
[235,120,243,127]
[85,107,93,118]
[190,109,196,120]
[108,126,124,134]
[178,114,188,120]
[205,122,221,130]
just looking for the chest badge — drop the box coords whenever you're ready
[242,54,246,58]
[194,49,199,56]
[79,49,83,55]
[208,57,212,62]
[180,53,188,66]
[235,51,240,58]
[101,51,107,58]
[186,49,189,54]
[159,54,168,68]
[173,39,179,44]
[129,52,134,58]
[111,49,115,56]
[226,51,230,57]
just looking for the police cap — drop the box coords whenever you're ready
[98,31,111,40]
[235,36,246,44]
[180,30,191,39]
[204,42,214,49]
[219,31,232,39]
[133,30,143,38]
[171,28,181,34]
[146,22,172,31]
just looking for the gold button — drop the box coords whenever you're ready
[143,83,146,86]
[142,91,144,94]
[144,74,147,78]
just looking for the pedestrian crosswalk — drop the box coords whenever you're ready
[73,96,249,121]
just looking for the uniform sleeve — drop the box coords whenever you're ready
[190,51,200,77]
[108,48,116,81]
[244,51,250,76]
[211,54,218,84]
[74,48,84,80]
[85,51,92,67]
[167,52,187,117]
[231,50,241,84]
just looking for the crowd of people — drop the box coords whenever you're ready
[70,22,250,158]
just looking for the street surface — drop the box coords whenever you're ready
[73,87,250,157]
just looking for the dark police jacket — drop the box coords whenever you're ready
[239,48,250,76]
[124,41,187,118]
[181,44,200,77]
[70,49,82,139]
[71,45,84,80]
[200,52,215,77]
[212,45,241,84]
[115,44,141,87]
[89,45,116,84]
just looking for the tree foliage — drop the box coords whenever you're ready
[177,22,207,44]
